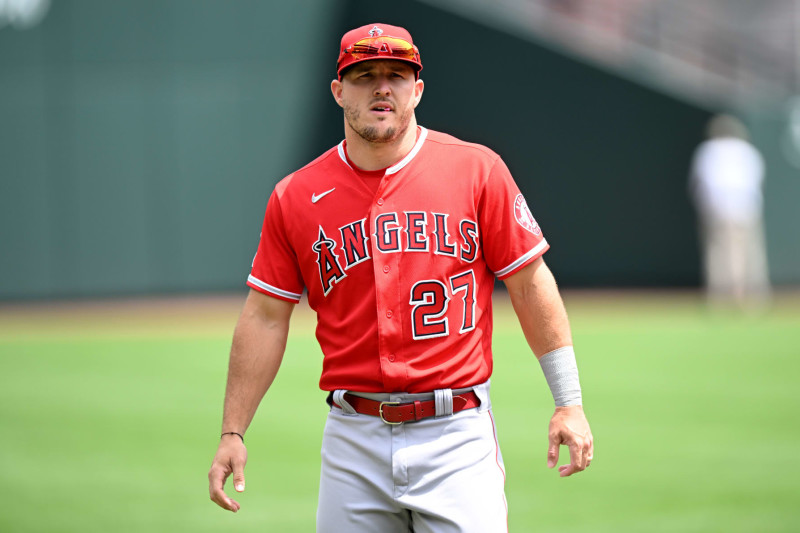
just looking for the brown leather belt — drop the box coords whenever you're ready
[334,391,481,425]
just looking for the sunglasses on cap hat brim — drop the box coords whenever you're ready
[338,36,422,80]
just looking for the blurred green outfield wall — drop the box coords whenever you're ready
[0,0,338,299]
[1,1,796,300]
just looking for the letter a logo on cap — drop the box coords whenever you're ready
[369,25,383,37]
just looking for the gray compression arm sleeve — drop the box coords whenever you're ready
[539,346,583,407]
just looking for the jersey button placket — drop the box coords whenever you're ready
[371,181,405,390]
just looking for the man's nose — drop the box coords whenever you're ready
[373,76,392,96]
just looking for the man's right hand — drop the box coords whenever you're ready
[208,434,248,512]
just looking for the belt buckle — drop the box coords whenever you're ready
[378,401,402,425]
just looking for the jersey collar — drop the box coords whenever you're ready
[337,126,428,175]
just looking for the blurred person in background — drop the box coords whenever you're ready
[689,114,771,311]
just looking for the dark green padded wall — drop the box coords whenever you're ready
[0,0,338,299]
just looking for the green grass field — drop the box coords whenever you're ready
[1,290,799,532]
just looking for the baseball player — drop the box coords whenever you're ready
[208,23,593,532]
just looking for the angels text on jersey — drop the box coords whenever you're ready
[313,210,479,297]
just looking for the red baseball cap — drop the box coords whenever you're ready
[336,23,423,80]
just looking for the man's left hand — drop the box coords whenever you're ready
[547,405,593,477]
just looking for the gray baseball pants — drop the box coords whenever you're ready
[316,381,508,532]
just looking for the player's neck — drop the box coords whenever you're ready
[344,119,419,171]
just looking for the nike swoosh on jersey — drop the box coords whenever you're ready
[311,188,336,203]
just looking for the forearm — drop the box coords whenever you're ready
[221,290,293,435]
[505,259,592,475]
[504,258,572,358]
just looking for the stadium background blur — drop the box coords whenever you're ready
[1,1,799,532]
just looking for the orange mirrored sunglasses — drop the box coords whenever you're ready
[344,36,420,62]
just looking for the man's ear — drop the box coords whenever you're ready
[331,79,344,108]
[413,78,424,108]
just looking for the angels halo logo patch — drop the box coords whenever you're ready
[513,194,541,235]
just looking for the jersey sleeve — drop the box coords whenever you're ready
[246,189,305,303]
[479,157,550,280]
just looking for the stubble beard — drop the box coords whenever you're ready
[344,103,413,144]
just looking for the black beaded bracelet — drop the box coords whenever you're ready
[221,431,244,443]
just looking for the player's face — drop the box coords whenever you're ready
[332,60,424,144]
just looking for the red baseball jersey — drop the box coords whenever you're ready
[247,127,549,393]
